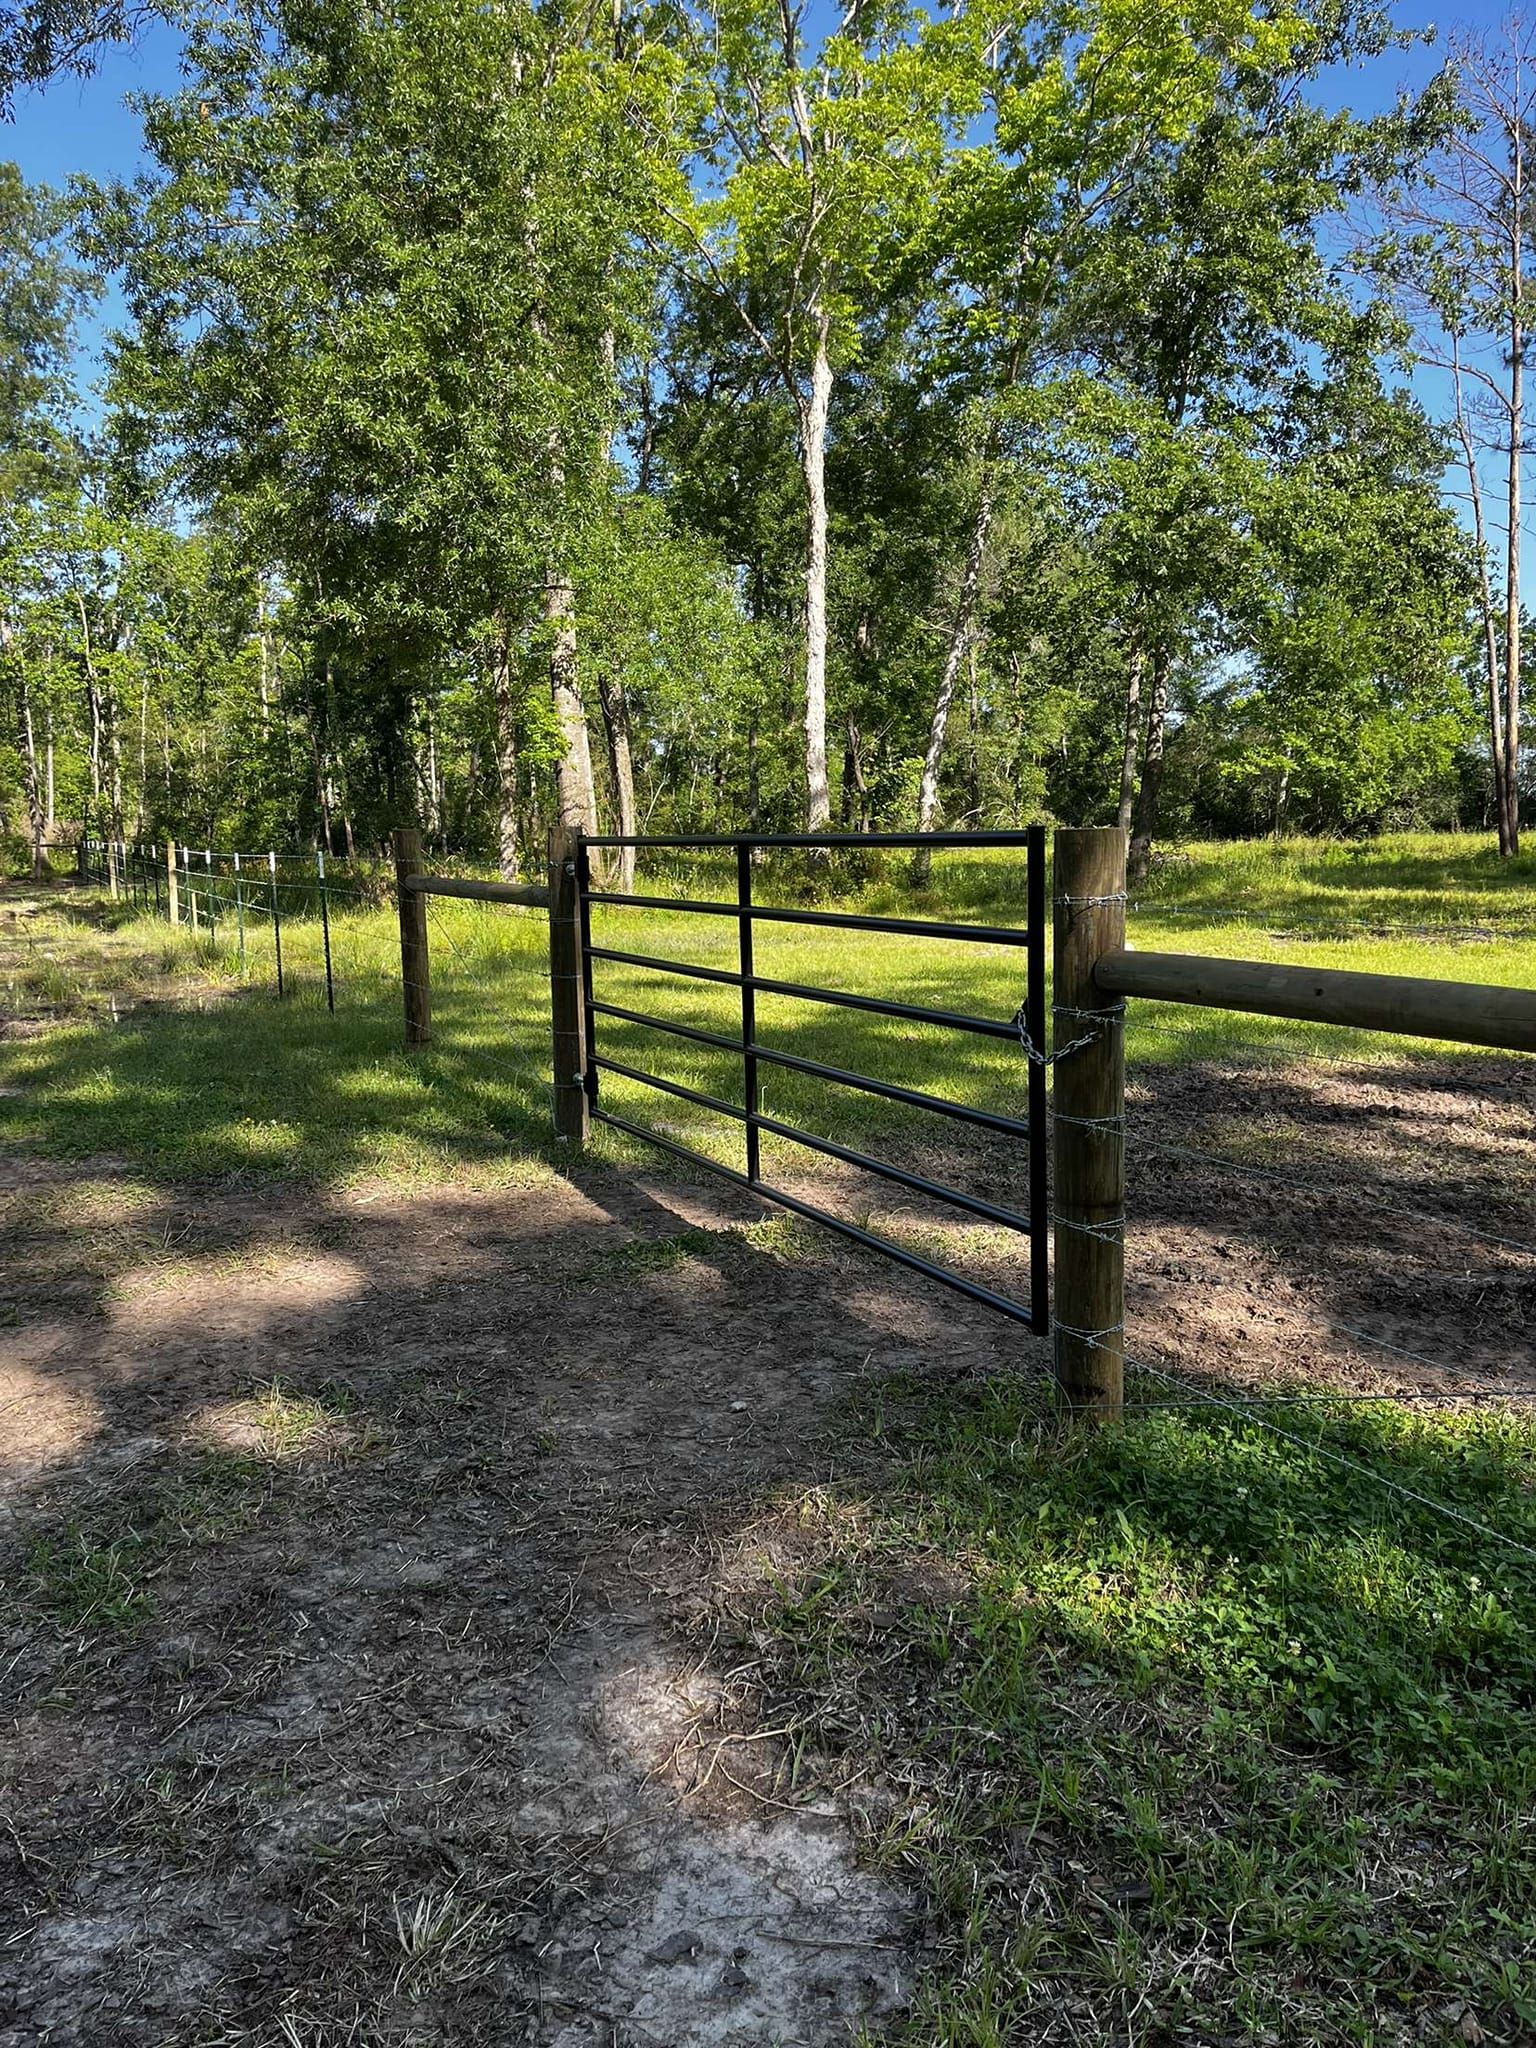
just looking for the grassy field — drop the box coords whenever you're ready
[3,829,1535,1186]
[3,831,1534,2046]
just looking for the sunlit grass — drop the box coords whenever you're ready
[1,834,1531,1188]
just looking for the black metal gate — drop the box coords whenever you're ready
[575,830,1049,1334]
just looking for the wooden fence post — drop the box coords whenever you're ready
[1052,826,1126,1420]
[549,823,589,1150]
[394,826,431,1048]
[165,841,179,926]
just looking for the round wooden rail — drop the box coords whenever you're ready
[402,874,551,909]
[1095,949,1536,1054]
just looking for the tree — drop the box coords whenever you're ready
[1372,20,1534,854]
[666,0,972,830]
[0,163,86,876]
[89,0,681,875]
[906,0,1307,873]
[1061,1,1446,876]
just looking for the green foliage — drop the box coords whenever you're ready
[762,1371,1536,2042]
[0,1,1502,858]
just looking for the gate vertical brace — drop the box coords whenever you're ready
[1026,823,1049,1333]
[1051,826,1126,1420]
[549,823,590,1150]
[737,842,760,1185]
[576,834,598,1117]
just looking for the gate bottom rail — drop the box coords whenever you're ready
[590,1104,1045,1330]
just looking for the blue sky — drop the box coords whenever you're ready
[9,17,184,399]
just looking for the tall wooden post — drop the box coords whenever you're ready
[394,827,431,1048]
[1052,826,1126,1420]
[165,841,179,926]
[549,823,589,1150]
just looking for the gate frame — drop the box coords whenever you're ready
[571,827,1051,1336]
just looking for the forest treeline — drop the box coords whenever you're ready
[0,0,1531,882]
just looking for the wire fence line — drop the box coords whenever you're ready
[77,835,397,1013]
[1126,899,1536,941]
[60,837,1536,1468]
[1128,1136,1536,1263]
[1056,1328,1536,1565]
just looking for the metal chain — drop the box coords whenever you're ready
[1014,999,1126,1068]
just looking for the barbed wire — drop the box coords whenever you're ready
[1062,1330,1536,1563]
[1129,1137,1536,1262]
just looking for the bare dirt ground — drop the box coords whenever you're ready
[3,909,1533,2042]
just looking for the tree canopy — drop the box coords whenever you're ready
[0,0,1517,877]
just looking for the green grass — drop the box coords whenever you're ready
[759,1372,1536,2046]
[2,832,1532,1189]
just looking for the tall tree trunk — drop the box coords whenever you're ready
[1128,645,1171,886]
[45,706,54,828]
[965,640,983,823]
[136,672,151,838]
[104,677,125,900]
[913,469,997,880]
[596,671,637,892]
[18,668,44,880]
[798,311,834,833]
[841,716,870,830]
[1452,342,1511,853]
[1117,646,1144,833]
[1505,125,1524,855]
[422,705,442,841]
[87,679,101,808]
[257,584,273,736]
[491,616,521,882]
[310,703,332,854]
[548,569,598,832]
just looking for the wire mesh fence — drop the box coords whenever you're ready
[76,836,403,1014]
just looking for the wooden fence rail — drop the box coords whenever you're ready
[1095,947,1536,1053]
[401,874,551,910]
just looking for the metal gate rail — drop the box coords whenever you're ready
[576,828,1048,1333]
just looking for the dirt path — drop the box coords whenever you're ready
[1,1149,988,2046]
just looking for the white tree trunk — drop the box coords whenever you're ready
[597,670,637,891]
[491,618,521,883]
[549,568,598,833]
[798,313,834,833]
[1506,138,1524,854]
[1117,645,1144,833]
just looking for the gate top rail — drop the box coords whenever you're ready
[582,830,1043,849]
[583,889,1034,946]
